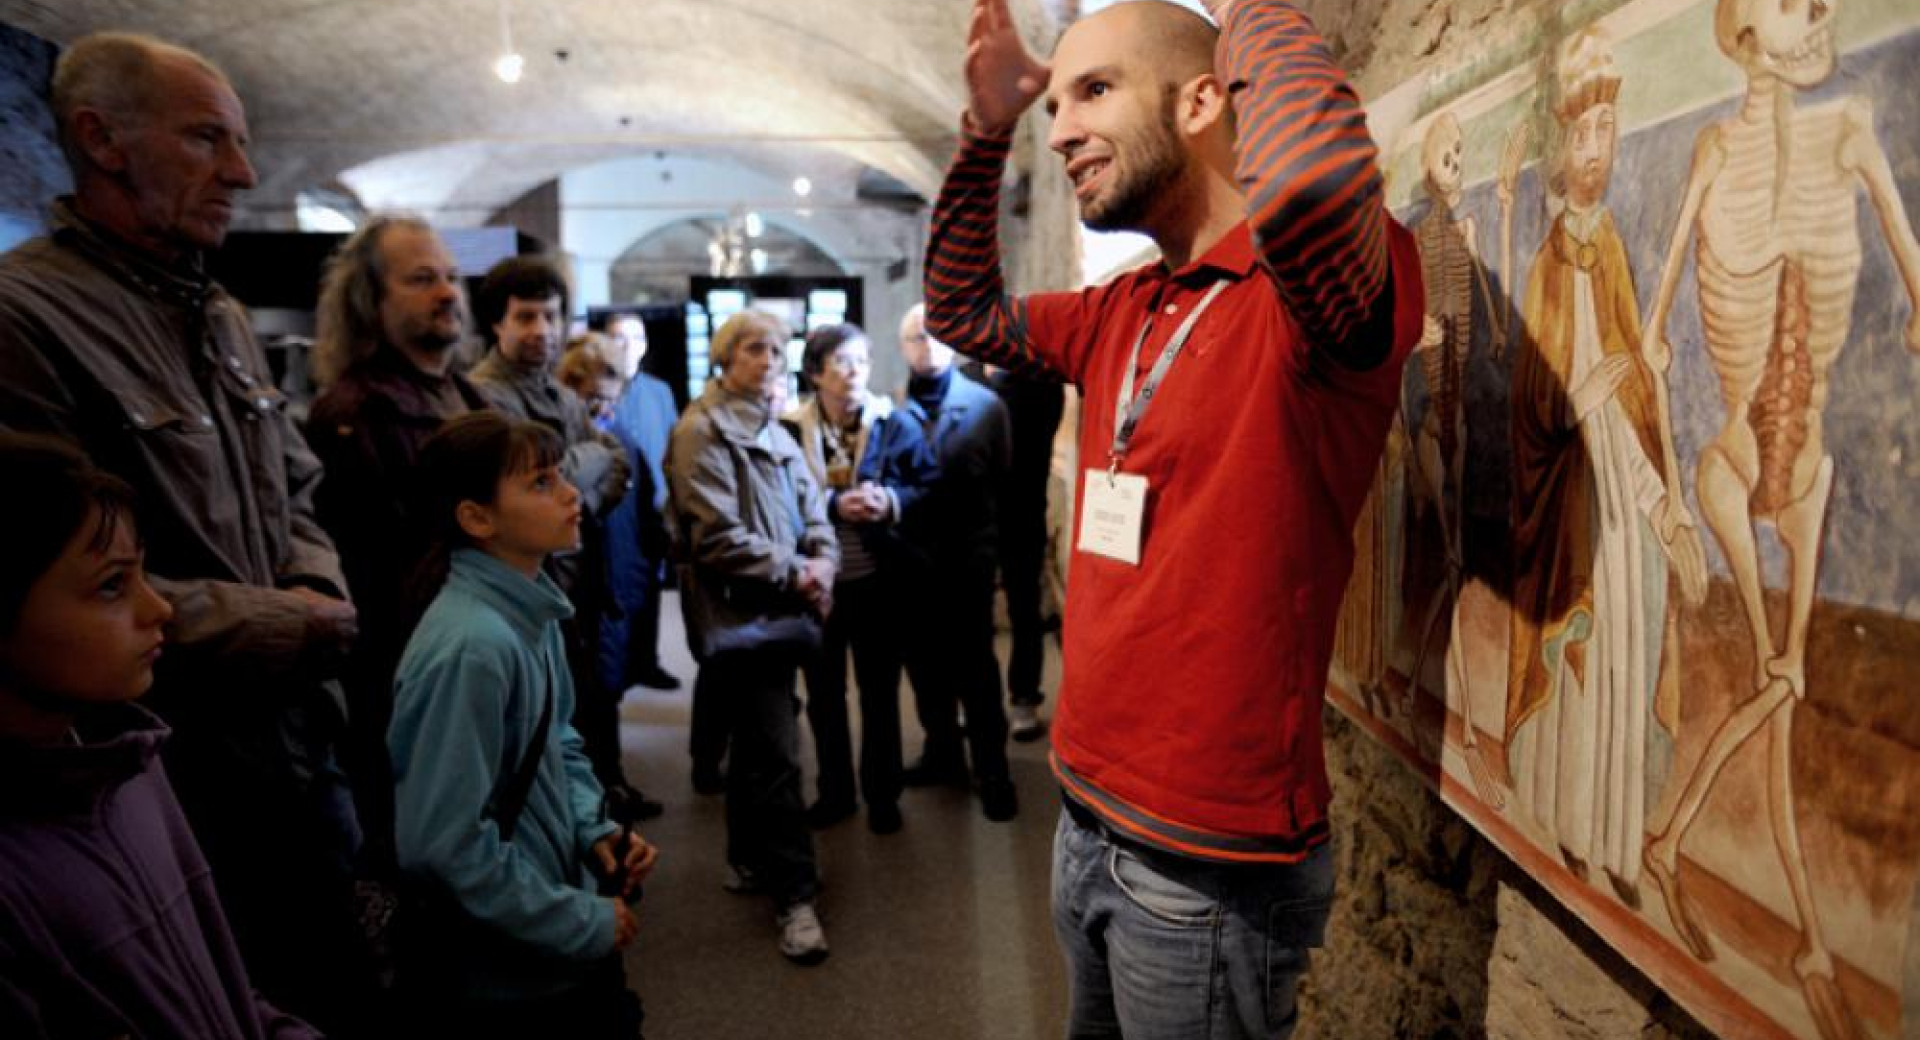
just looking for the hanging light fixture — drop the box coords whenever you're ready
[494,0,524,83]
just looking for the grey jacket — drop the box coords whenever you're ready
[0,201,348,685]
[469,352,629,516]
[667,381,837,655]
[0,203,357,858]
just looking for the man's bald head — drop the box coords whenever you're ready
[51,33,233,171]
[1062,1,1220,93]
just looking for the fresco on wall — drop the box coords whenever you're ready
[1327,1,1920,1038]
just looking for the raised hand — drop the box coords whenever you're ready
[966,0,1049,134]
[1497,122,1530,211]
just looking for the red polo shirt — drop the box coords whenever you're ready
[1024,221,1420,861]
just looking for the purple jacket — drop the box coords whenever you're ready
[0,705,320,1039]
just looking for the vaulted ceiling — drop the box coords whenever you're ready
[1,0,1070,227]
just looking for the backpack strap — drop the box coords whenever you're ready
[495,658,556,843]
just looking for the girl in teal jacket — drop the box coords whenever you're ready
[389,411,656,1037]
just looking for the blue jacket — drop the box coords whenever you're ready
[783,392,941,577]
[390,549,620,999]
[599,373,677,686]
[900,368,1011,572]
[0,705,319,1040]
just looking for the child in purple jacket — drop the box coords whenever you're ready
[0,433,320,1040]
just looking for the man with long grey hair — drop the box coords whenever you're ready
[306,214,490,872]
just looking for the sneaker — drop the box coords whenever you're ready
[1009,703,1048,742]
[902,752,969,788]
[605,782,664,823]
[776,901,830,965]
[723,863,762,895]
[806,798,857,830]
[692,762,726,796]
[867,801,903,836]
[631,665,682,691]
[980,777,1019,822]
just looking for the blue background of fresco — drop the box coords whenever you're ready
[1396,29,1920,618]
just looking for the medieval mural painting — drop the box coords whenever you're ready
[1327,1,1920,1038]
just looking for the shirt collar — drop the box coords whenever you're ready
[448,547,574,639]
[50,197,213,307]
[1156,220,1258,287]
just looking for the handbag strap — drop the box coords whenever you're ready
[495,658,556,843]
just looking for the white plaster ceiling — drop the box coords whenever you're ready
[1,0,1068,226]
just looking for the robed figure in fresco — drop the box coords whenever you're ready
[1502,28,1706,909]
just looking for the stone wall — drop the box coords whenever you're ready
[1303,710,1718,1039]
[0,22,69,251]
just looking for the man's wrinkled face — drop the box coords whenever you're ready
[496,294,564,369]
[114,57,258,254]
[608,316,648,380]
[377,225,464,354]
[1045,13,1188,234]
[899,310,955,377]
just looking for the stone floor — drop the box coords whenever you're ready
[613,592,1070,1039]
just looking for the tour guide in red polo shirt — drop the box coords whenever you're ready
[926,0,1422,1034]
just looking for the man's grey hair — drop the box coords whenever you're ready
[312,214,440,388]
[50,33,231,170]
[710,310,789,371]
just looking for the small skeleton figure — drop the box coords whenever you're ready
[1407,112,1508,800]
[1639,2,1920,1038]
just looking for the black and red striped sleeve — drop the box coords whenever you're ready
[1221,1,1396,367]
[923,121,1093,386]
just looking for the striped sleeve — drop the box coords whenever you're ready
[1221,1,1394,365]
[923,123,1077,384]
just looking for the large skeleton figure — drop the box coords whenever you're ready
[1639,2,1920,1038]
[1408,113,1508,800]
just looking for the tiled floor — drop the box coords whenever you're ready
[616,592,1070,1039]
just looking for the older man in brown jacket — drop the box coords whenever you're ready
[0,33,373,1032]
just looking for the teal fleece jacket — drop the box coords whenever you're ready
[389,548,620,998]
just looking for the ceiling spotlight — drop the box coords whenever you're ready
[493,0,523,84]
[792,176,813,198]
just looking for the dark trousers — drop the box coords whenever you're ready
[802,573,905,811]
[710,646,819,908]
[999,520,1049,708]
[689,666,727,772]
[905,561,1010,783]
[167,730,375,1037]
[998,378,1063,706]
[568,612,630,792]
[430,957,642,1040]
[622,553,666,682]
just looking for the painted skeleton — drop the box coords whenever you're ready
[1639,2,1920,1038]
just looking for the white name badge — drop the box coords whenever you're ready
[1077,469,1149,566]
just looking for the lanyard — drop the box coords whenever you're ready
[1109,279,1229,473]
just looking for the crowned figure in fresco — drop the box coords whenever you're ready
[1638,1,1920,1036]
[1500,26,1706,911]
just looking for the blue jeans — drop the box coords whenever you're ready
[1051,805,1334,1040]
